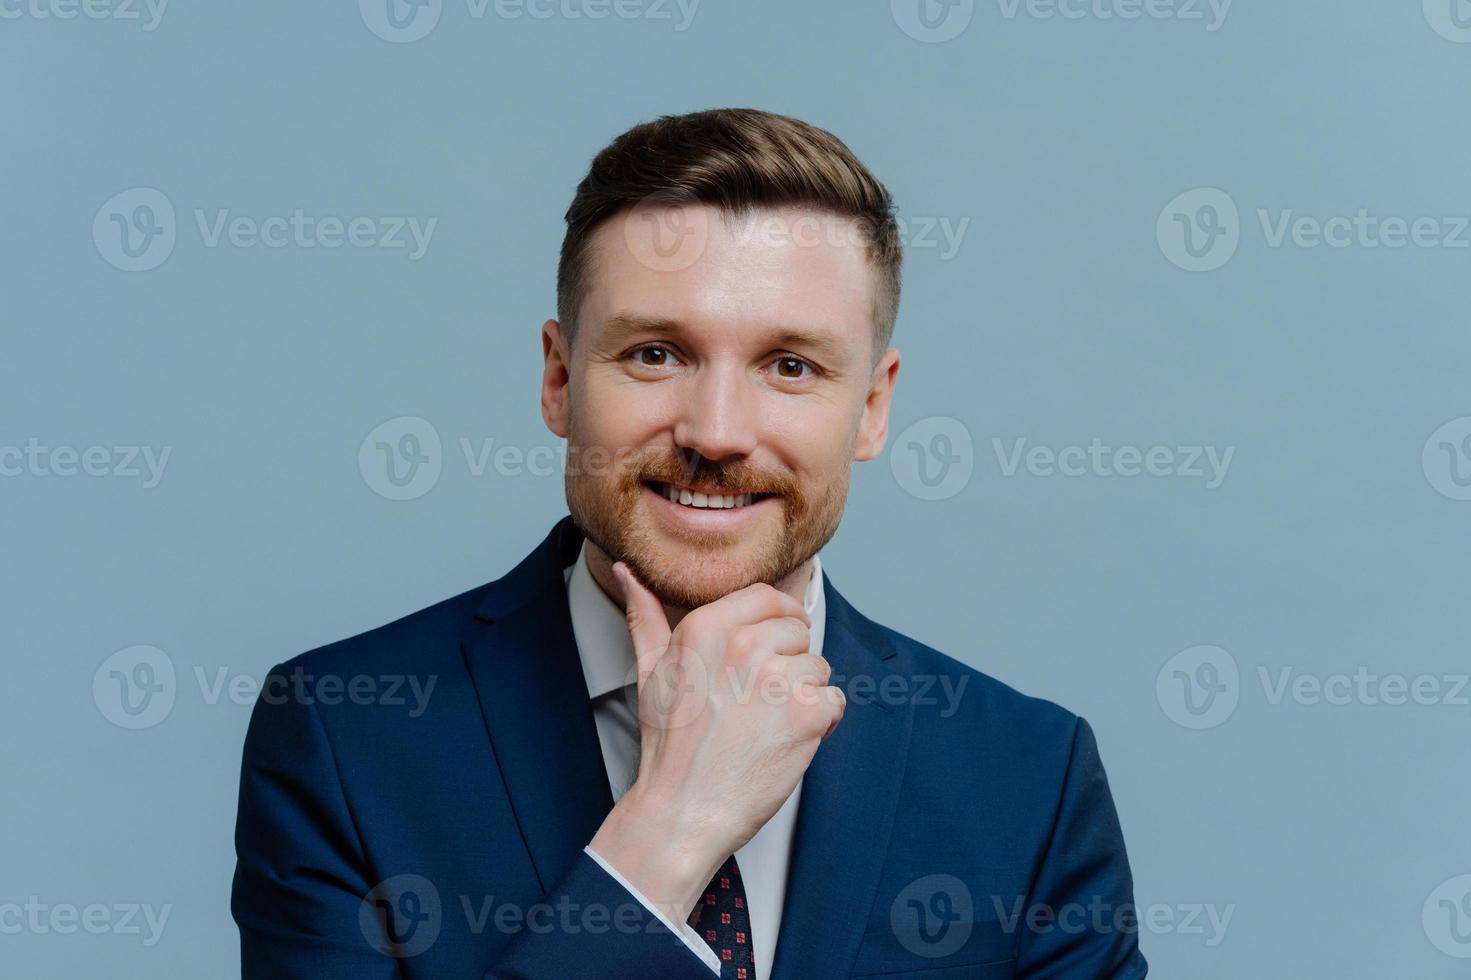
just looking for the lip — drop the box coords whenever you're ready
[640,480,779,532]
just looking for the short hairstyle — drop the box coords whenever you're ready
[557,107,902,355]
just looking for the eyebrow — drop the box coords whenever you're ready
[600,312,853,363]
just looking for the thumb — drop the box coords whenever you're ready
[612,561,672,685]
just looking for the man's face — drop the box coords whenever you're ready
[542,203,900,609]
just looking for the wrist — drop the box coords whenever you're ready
[589,785,724,922]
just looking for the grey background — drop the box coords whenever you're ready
[3,1,1470,976]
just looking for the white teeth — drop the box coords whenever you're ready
[659,483,759,510]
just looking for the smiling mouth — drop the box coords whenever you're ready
[644,480,776,510]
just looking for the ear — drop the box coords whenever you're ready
[854,347,900,462]
[541,319,571,438]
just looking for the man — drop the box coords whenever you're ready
[232,108,1147,979]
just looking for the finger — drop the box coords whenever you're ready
[733,617,811,660]
[702,581,810,632]
[612,562,672,684]
[779,653,831,687]
[820,685,846,740]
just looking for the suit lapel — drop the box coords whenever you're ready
[770,577,916,980]
[461,518,615,893]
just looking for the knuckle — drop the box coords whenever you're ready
[735,624,763,649]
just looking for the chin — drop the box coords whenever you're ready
[631,537,782,608]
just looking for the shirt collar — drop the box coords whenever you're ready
[564,542,827,702]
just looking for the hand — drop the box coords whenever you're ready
[587,561,846,923]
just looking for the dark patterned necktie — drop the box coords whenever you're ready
[687,854,756,979]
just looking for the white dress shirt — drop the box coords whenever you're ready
[568,543,826,979]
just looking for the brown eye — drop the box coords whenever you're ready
[775,356,807,378]
[637,347,668,366]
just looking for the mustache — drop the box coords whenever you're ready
[630,451,800,497]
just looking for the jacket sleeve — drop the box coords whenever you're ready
[231,663,719,980]
[231,663,401,978]
[1014,717,1149,979]
[482,850,721,980]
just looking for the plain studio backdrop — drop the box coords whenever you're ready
[3,2,1470,977]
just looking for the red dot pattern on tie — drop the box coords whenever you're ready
[687,854,755,980]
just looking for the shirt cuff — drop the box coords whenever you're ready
[583,845,722,975]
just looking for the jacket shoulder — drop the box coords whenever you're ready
[869,618,1085,752]
[273,577,495,679]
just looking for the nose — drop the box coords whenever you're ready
[672,362,759,461]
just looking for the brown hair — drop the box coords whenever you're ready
[557,107,902,355]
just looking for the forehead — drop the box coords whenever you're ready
[578,203,874,350]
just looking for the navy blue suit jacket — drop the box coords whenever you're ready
[232,516,1147,979]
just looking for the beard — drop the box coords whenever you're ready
[563,427,850,610]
